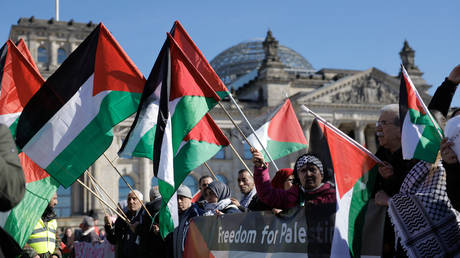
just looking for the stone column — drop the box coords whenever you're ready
[138,157,151,201]
[50,40,58,67]
[354,122,367,146]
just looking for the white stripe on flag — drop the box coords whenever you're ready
[401,113,425,160]
[0,112,21,127]
[157,115,174,187]
[22,74,110,168]
[247,122,269,151]
[331,188,353,258]
[119,98,159,158]
[168,192,179,229]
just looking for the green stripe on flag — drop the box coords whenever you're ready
[158,179,176,237]
[174,140,223,184]
[46,91,141,187]
[171,95,218,154]
[347,165,378,257]
[4,176,59,247]
[409,108,437,126]
[408,108,443,163]
[132,125,157,159]
[414,125,442,163]
[263,140,307,161]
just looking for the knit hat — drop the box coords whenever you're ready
[177,185,193,199]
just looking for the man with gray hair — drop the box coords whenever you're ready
[373,104,418,257]
[374,104,417,206]
[104,189,144,257]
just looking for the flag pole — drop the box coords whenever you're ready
[401,65,444,140]
[203,162,218,181]
[76,179,130,223]
[103,153,153,218]
[228,142,253,176]
[300,105,383,164]
[218,100,279,171]
[87,173,112,219]
[85,171,130,222]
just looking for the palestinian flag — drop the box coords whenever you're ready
[15,23,145,188]
[239,99,307,161]
[118,41,163,159]
[0,40,59,247]
[154,33,220,238]
[119,20,229,160]
[309,118,379,257]
[171,20,229,99]
[400,65,442,163]
[174,113,229,188]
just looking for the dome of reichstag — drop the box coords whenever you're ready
[210,39,314,89]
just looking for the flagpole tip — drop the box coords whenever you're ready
[300,105,311,114]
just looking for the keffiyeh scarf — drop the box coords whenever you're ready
[388,161,460,257]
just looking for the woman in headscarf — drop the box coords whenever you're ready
[252,148,337,256]
[251,148,336,209]
[202,181,240,215]
[271,168,295,191]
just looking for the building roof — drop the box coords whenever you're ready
[210,39,314,88]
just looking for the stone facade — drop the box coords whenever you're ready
[8,18,432,228]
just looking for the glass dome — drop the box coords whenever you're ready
[210,39,314,87]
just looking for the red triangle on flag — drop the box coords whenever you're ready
[315,119,377,198]
[268,99,307,144]
[93,23,146,96]
[168,33,220,102]
[0,40,44,115]
[172,21,229,95]
[184,113,229,146]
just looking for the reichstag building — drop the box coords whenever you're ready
[8,17,431,227]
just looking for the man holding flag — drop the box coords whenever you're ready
[385,65,460,257]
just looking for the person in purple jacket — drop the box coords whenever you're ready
[252,148,337,256]
[251,148,336,209]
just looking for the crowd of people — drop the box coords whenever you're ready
[0,65,459,257]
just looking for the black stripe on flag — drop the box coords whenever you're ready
[119,41,167,155]
[399,73,409,133]
[16,25,100,148]
[0,42,8,90]
[308,119,335,183]
[152,38,172,177]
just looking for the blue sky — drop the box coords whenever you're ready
[2,0,460,106]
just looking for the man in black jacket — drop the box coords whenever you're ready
[105,190,144,258]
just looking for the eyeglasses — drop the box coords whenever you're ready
[376,120,394,127]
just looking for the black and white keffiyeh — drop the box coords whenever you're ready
[296,155,323,175]
[388,161,460,257]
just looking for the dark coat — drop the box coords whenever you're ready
[105,208,143,258]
